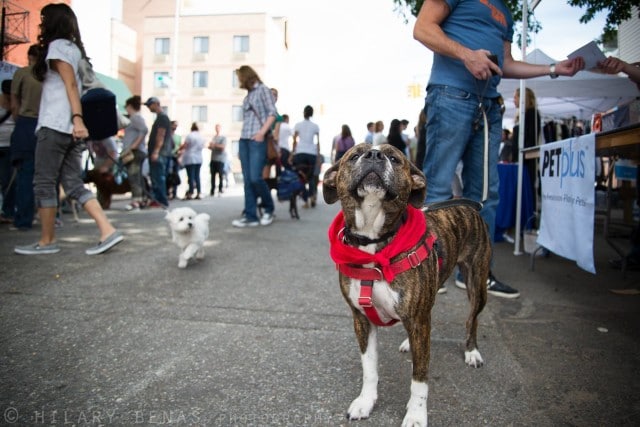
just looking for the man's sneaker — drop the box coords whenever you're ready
[260,212,274,226]
[437,284,447,294]
[232,217,259,228]
[86,231,124,255]
[455,272,520,299]
[15,242,60,255]
[487,273,520,298]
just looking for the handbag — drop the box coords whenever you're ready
[120,150,135,165]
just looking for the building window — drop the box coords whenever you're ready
[192,105,208,122]
[154,38,170,55]
[233,35,250,53]
[193,36,209,54]
[154,71,170,88]
[232,105,243,122]
[193,71,208,88]
[232,71,239,89]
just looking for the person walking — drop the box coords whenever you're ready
[121,95,148,211]
[231,65,276,228]
[413,0,584,297]
[208,123,227,197]
[274,114,292,169]
[9,44,42,230]
[15,3,123,255]
[144,96,172,208]
[332,124,355,163]
[292,105,320,208]
[180,122,205,200]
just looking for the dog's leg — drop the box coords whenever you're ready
[178,243,201,268]
[195,247,205,260]
[460,262,488,368]
[347,311,378,421]
[401,312,432,427]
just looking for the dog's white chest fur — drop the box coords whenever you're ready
[347,205,401,323]
[348,278,400,323]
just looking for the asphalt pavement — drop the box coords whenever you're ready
[1,183,639,426]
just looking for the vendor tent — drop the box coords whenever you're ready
[497,49,639,122]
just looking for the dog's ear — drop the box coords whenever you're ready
[408,162,426,208]
[322,163,340,204]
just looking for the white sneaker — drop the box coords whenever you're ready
[260,212,274,226]
[232,217,259,228]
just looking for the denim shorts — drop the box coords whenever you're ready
[34,127,95,208]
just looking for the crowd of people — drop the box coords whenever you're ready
[1,1,638,280]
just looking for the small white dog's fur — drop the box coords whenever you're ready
[165,207,210,268]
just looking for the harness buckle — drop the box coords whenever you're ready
[407,251,421,269]
[358,296,373,308]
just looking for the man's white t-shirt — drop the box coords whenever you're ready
[37,39,82,135]
[294,119,320,155]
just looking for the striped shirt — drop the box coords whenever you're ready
[241,82,276,139]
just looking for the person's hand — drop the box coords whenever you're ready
[556,57,585,77]
[72,121,89,141]
[463,49,502,80]
[253,131,265,142]
[150,152,159,162]
[597,56,626,74]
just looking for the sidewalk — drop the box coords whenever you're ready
[1,186,638,426]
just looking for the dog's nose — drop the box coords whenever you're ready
[363,150,384,162]
[188,223,193,228]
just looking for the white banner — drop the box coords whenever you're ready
[538,134,596,273]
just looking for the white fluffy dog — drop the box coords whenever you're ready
[165,207,210,268]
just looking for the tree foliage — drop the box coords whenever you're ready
[392,0,638,40]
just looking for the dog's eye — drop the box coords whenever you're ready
[349,153,360,161]
[179,217,184,221]
[389,156,400,164]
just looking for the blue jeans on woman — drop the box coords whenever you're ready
[238,138,274,222]
[423,84,501,243]
[13,158,35,229]
[185,163,202,196]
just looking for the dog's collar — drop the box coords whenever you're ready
[342,211,407,247]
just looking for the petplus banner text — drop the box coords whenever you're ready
[537,133,596,273]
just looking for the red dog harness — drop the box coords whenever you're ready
[328,206,441,327]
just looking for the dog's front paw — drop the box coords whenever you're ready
[346,395,376,421]
[178,258,188,269]
[464,349,484,368]
[399,338,411,352]
[401,411,428,427]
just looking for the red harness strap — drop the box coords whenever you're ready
[338,234,440,327]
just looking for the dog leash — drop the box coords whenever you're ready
[473,78,492,203]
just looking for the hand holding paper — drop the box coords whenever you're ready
[568,41,606,71]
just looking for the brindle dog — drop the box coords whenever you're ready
[323,143,490,426]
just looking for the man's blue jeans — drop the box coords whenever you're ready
[150,155,169,206]
[423,85,501,243]
[14,158,35,228]
[238,138,274,222]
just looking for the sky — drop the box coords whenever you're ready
[103,0,609,153]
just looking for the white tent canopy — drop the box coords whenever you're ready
[497,48,639,122]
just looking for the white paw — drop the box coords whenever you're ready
[464,349,484,368]
[402,381,428,427]
[178,259,188,269]
[195,248,205,260]
[399,338,410,353]
[346,395,376,420]
[401,411,428,427]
